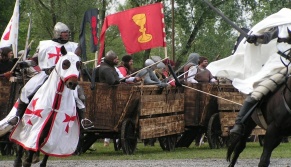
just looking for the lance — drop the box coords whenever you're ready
[202,0,248,38]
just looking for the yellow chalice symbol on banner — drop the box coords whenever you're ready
[132,13,152,43]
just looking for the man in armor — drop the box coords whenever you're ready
[230,13,291,135]
[187,56,217,84]
[183,53,200,82]
[136,59,168,87]
[6,22,92,129]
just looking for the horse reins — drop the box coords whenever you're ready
[279,49,291,114]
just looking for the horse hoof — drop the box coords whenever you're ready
[13,159,22,167]
[22,161,32,167]
[40,163,47,167]
[32,156,40,164]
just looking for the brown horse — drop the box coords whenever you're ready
[227,65,291,167]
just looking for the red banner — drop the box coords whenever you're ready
[98,3,166,64]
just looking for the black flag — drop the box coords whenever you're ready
[79,9,99,61]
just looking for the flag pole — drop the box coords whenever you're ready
[171,0,175,61]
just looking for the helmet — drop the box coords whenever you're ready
[157,62,166,69]
[145,59,155,66]
[53,22,70,39]
[187,53,200,66]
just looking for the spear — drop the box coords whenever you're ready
[23,13,32,60]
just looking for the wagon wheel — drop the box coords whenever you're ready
[113,138,122,151]
[158,134,177,151]
[207,113,227,149]
[121,119,137,155]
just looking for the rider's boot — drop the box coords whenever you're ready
[230,96,258,136]
[8,100,28,126]
[77,108,94,129]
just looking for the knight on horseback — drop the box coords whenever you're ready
[5,22,92,131]
[230,12,291,136]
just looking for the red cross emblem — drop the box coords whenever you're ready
[63,114,77,133]
[25,98,44,125]
[48,47,62,64]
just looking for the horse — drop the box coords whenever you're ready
[226,64,291,166]
[9,46,82,167]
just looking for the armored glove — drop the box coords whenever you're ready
[246,35,257,44]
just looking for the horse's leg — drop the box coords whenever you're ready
[258,122,282,167]
[32,150,40,163]
[39,154,49,167]
[22,150,34,167]
[13,145,24,167]
[228,119,256,167]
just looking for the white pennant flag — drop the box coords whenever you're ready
[0,0,19,57]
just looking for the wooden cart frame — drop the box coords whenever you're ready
[176,83,265,149]
[79,82,185,154]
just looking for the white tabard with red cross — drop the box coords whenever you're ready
[10,69,80,157]
[37,40,78,69]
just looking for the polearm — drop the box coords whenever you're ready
[119,57,168,81]
[82,58,98,64]
[202,0,248,38]
[166,56,195,79]
[10,40,34,73]
[23,13,32,60]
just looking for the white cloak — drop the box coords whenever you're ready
[207,8,291,94]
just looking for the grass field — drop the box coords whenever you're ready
[1,140,291,161]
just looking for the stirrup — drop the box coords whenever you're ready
[81,118,94,130]
[7,116,20,126]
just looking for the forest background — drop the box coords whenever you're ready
[0,0,291,69]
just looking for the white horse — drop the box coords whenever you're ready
[10,46,82,167]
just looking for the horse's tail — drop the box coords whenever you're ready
[226,133,241,162]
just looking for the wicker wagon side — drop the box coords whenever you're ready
[217,84,266,136]
[0,79,21,120]
[80,82,140,131]
[138,86,184,140]
[184,83,218,127]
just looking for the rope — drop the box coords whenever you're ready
[182,84,243,106]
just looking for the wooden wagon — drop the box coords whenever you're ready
[176,82,266,149]
[0,78,22,156]
[79,82,185,154]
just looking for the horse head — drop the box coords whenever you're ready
[54,46,81,90]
